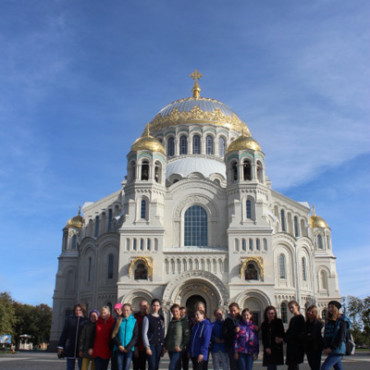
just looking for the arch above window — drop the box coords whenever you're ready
[206,135,214,154]
[141,160,149,181]
[167,137,175,156]
[180,135,188,155]
[192,135,201,154]
[243,159,252,180]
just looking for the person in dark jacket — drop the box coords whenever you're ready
[112,303,138,370]
[79,309,99,370]
[321,301,346,370]
[142,299,165,370]
[222,302,241,370]
[133,300,149,370]
[188,310,212,370]
[304,305,323,370]
[285,301,305,370]
[58,303,88,370]
[234,308,259,370]
[261,305,284,370]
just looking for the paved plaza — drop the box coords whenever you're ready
[0,352,370,370]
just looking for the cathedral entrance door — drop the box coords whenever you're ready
[186,295,207,318]
[244,297,263,327]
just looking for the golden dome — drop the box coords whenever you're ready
[131,124,165,154]
[66,209,83,229]
[226,134,261,153]
[310,206,329,229]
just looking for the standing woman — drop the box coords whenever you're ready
[92,306,115,370]
[79,310,99,370]
[321,301,346,370]
[261,306,284,370]
[142,299,165,370]
[304,305,323,370]
[188,310,212,370]
[234,308,259,370]
[285,301,305,370]
[58,303,88,370]
[112,303,138,370]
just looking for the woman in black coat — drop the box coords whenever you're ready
[285,301,305,370]
[261,305,284,370]
[57,303,88,370]
[304,305,323,370]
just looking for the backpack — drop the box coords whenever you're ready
[341,315,355,356]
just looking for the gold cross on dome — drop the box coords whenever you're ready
[189,69,203,99]
[190,69,203,82]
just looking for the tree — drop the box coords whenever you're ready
[0,292,16,335]
[362,296,370,346]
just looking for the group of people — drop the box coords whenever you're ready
[57,298,349,370]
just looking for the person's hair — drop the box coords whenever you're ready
[327,304,340,321]
[180,306,186,311]
[151,298,161,306]
[101,305,111,314]
[214,308,223,315]
[306,305,319,322]
[74,303,87,317]
[122,303,132,310]
[195,310,205,318]
[170,304,180,312]
[228,302,240,310]
[242,308,251,316]
[288,300,300,310]
[263,305,278,323]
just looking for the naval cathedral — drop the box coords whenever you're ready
[50,71,340,342]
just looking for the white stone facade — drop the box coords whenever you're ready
[50,92,341,343]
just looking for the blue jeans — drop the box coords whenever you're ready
[147,344,162,370]
[238,353,254,370]
[94,357,110,370]
[67,358,82,370]
[321,354,343,370]
[115,350,133,370]
[169,351,182,370]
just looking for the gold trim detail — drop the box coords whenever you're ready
[240,257,264,280]
[65,206,83,229]
[131,124,165,154]
[150,103,251,134]
[189,69,203,99]
[310,205,329,229]
[128,257,153,280]
[226,134,261,153]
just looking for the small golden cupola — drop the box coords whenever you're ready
[310,205,329,229]
[226,131,262,154]
[65,207,84,229]
[131,123,165,154]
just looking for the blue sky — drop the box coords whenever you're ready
[0,0,369,306]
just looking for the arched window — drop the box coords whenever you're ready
[108,254,113,279]
[87,257,92,282]
[167,137,175,156]
[256,238,261,251]
[245,263,259,280]
[302,257,307,281]
[243,159,252,180]
[257,161,263,182]
[108,208,113,231]
[154,162,162,183]
[279,254,286,279]
[128,160,136,181]
[263,238,268,251]
[141,199,147,219]
[242,239,246,251]
[206,135,213,154]
[147,239,151,250]
[318,234,323,249]
[219,137,226,156]
[294,216,299,237]
[231,161,238,182]
[140,238,144,250]
[280,209,286,232]
[184,205,208,247]
[193,135,201,154]
[281,302,288,323]
[71,234,77,249]
[141,160,149,180]
[133,238,137,251]
[135,262,148,280]
[180,135,187,155]
[94,216,99,238]
[320,270,328,289]
[246,199,252,219]
[249,238,253,251]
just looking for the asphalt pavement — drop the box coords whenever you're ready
[0,351,369,370]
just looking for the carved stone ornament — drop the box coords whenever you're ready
[128,256,153,280]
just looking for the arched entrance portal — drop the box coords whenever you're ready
[186,295,207,318]
[244,297,264,327]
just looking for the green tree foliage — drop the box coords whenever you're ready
[0,292,16,335]
[362,297,370,346]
